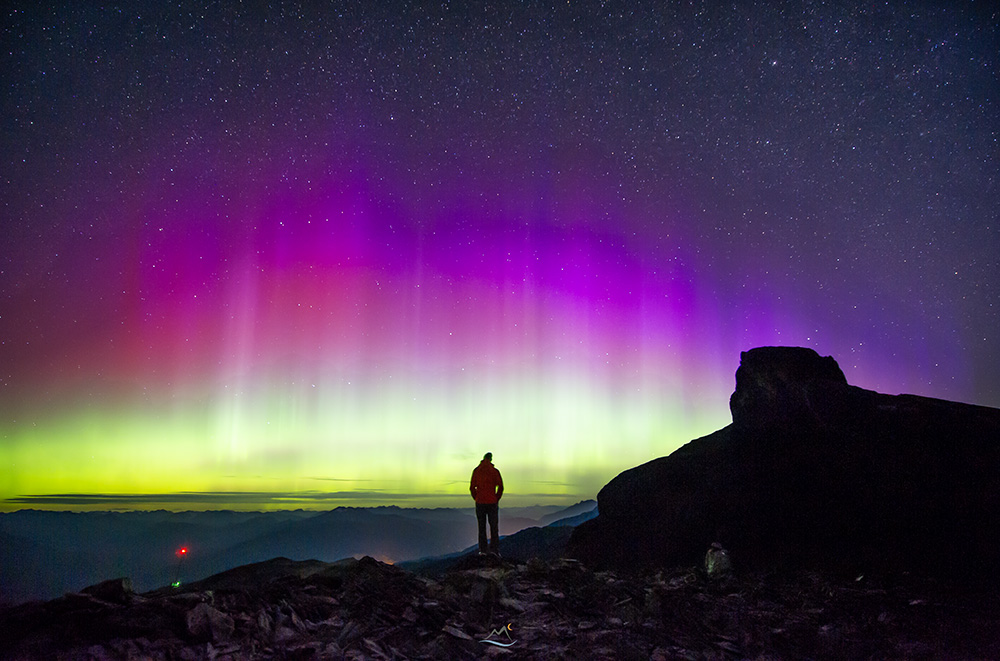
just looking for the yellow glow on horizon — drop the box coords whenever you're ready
[1,367,731,512]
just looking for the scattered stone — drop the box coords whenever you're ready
[186,602,235,643]
[704,542,732,579]
[81,577,134,605]
[36,554,994,659]
[442,624,472,640]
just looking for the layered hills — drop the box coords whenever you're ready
[0,503,593,606]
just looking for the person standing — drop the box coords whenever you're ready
[470,452,504,555]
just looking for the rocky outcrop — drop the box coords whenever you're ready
[569,346,1000,582]
[728,345,848,431]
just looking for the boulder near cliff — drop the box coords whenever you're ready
[569,346,1000,582]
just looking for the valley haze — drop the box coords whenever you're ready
[0,501,596,606]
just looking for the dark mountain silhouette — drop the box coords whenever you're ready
[543,504,598,527]
[568,346,1000,583]
[538,499,598,526]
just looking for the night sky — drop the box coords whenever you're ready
[2,2,998,511]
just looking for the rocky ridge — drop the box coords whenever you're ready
[570,347,1000,581]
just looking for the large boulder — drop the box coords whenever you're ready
[728,345,848,431]
[569,347,1000,582]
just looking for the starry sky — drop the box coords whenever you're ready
[2,2,998,511]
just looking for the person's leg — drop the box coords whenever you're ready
[487,503,500,554]
[475,504,488,553]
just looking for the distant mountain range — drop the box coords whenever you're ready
[0,501,595,606]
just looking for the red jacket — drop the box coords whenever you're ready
[470,460,504,504]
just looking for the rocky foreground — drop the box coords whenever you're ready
[3,554,999,660]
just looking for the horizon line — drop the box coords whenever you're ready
[1,489,593,511]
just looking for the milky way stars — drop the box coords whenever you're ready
[2,3,997,510]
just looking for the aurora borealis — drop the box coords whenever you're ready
[2,3,998,511]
